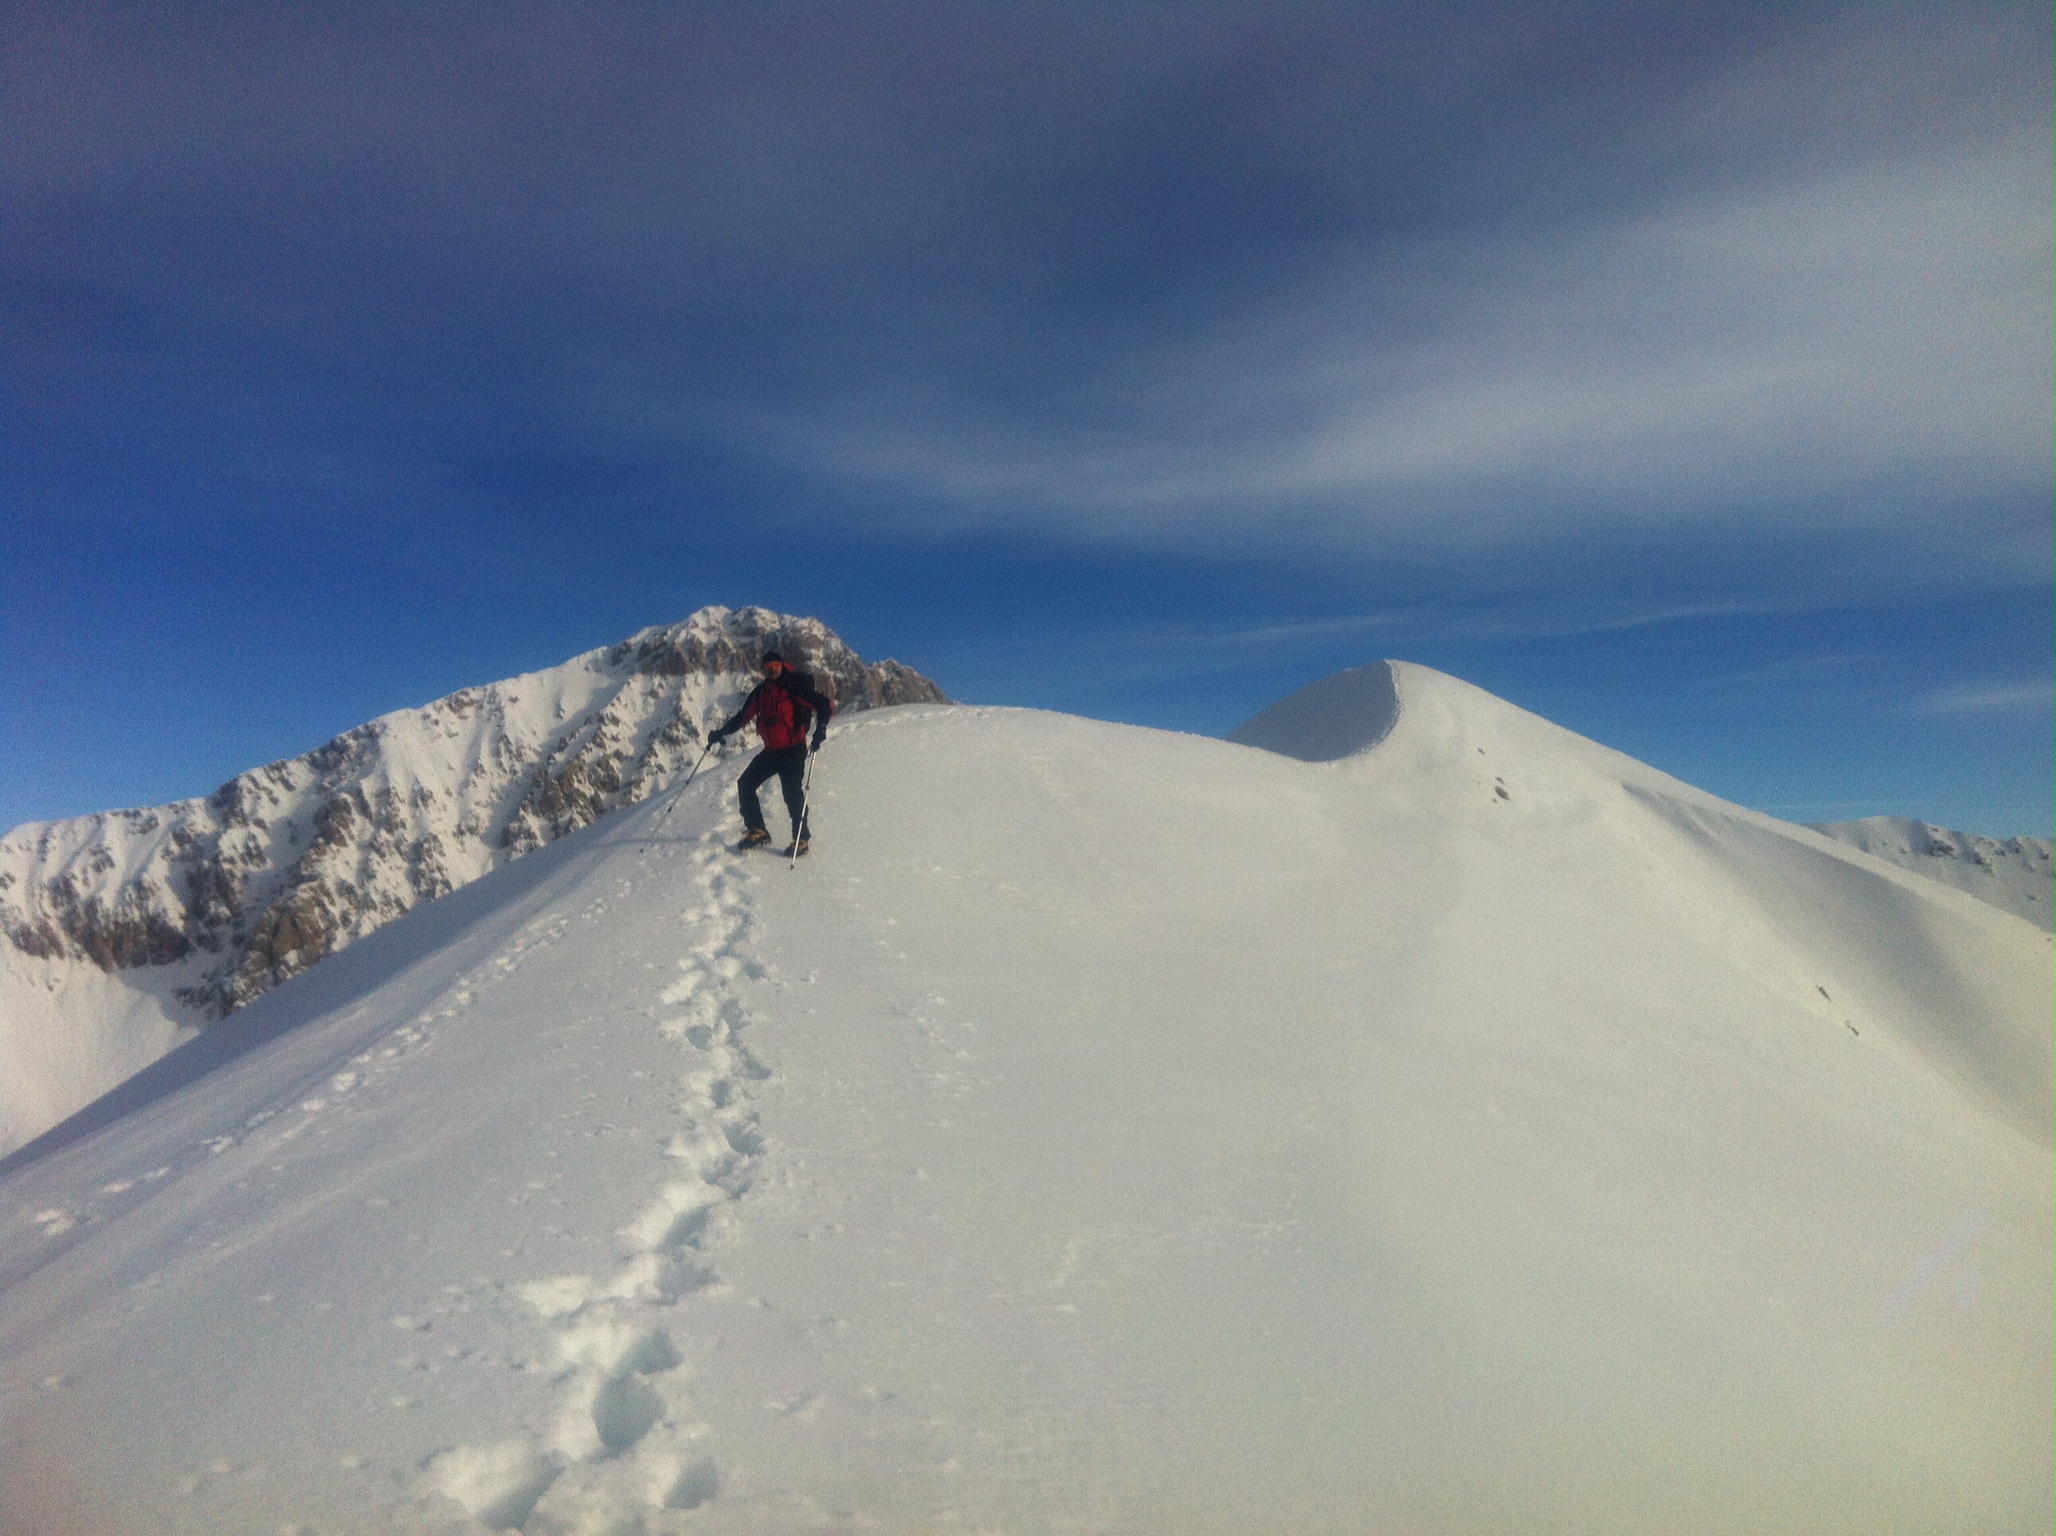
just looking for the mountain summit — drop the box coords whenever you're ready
[0,608,945,1152]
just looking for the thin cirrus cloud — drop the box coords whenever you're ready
[1917,680,2056,716]
[3,1,2049,588]
[742,129,2051,563]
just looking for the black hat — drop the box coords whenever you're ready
[762,650,784,665]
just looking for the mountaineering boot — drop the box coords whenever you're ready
[734,827,771,850]
[782,836,810,858]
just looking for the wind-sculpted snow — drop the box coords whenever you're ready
[0,606,944,1154]
[0,668,2046,1534]
[1811,815,2053,931]
[1225,659,1399,761]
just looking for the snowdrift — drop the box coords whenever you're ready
[0,663,2047,1535]
[1225,658,1399,760]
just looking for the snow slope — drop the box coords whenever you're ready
[1812,816,2053,931]
[1224,657,1399,760]
[0,664,2047,1535]
[0,607,943,1156]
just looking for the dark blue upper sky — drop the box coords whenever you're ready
[3,1,2050,835]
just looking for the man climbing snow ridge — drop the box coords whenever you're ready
[708,650,833,855]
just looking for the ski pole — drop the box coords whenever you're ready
[789,743,817,869]
[655,736,716,833]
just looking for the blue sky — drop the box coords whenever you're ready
[3,1,2050,836]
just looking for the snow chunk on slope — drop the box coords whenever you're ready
[1226,660,1399,761]
[433,1440,560,1530]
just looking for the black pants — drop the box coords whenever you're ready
[738,745,811,838]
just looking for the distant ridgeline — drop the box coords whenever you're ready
[1810,817,2053,932]
[0,607,946,1019]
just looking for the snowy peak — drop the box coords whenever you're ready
[0,608,944,1152]
[1811,816,2054,931]
[1231,662,2052,934]
[1240,659,2053,1144]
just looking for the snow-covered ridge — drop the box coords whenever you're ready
[0,607,944,1152]
[0,663,2045,1533]
[1236,664,2052,934]
[1811,816,2053,931]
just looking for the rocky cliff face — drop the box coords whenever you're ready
[1,607,946,1020]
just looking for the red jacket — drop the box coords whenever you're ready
[715,672,833,750]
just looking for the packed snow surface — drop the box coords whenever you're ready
[0,664,2048,1535]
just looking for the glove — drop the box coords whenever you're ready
[810,729,826,752]
[707,727,728,745]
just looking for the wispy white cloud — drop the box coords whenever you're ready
[1145,613,1406,655]
[949,611,1410,685]
[756,127,2051,566]
[7,0,2050,596]
[948,598,1800,689]
[1691,652,1892,690]
[1424,602,1773,645]
[1916,680,2056,716]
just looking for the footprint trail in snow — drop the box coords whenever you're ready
[435,828,770,1532]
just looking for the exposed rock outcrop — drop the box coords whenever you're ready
[2,607,947,1018]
